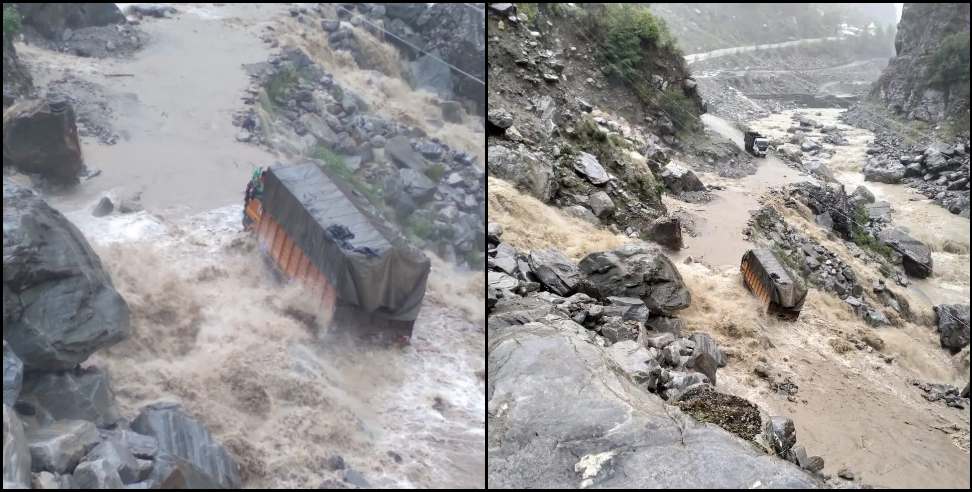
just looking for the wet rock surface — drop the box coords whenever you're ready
[3,181,131,370]
[2,97,84,185]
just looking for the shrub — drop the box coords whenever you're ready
[266,66,298,105]
[424,163,446,183]
[928,32,971,88]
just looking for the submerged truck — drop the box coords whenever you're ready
[243,162,430,342]
[740,248,807,320]
[744,130,769,157]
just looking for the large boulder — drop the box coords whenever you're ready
[876,228,933,278]
[578,245,691,315]
[25,419,101,474]
[3,405,32,488]
[488,320,819,488]
[660,163,705,194]
[2,97,84,185]
[3,181,131,370]
[527,249,581,297]
[18,366,121,428]
[14,3,125,40]
[933,304,970,352]
[3,341,23,407]
[645,216,683,250]
[487,145,557,201]
[863,159,906,184]
[131,402,241,489]
[73,457,125,489]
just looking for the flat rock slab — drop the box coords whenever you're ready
[488,320,819,488]
[19,366,121,428]
[574,152,609,185]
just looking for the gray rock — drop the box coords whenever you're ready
[487,109,514,129]
[92,197,114,217]
[385,136,426,172]
[563,205,599,225]
[578,245,691,315]
[934,304,970,351]
[488,321,821,488]
[607,296,649,323]
[3,341,23,407]
[864,308,889,327]
[588,191,615,219]
[605,341,660,387]
[147,453,222,489]
[3,181,131,370]
[487,145,557,201]
[3,405,32,488]
[599,317,640,344]
[343,468,370,488]
[74,458,125,489]
[573,152,610,185]
[2,98,83,185]
[18,366,121,428]
[863,159,906,184]
[877,228,933,278]
[488,271,519,292]
[487,223,503,243]
[644,316,684,337]
[98,430,158,460]
[687,333,720,385]
[644,333,676,349]
[398,168,436,203]
[527,249,580,296]
[26,419,100,474]
[865,201,892,221]
[131,402,241,489]
[410,54,453,98]
[962,382,969,399]
[765,416,796,456]
[81,440,139,484]
[660,163,705,194]
[645,216,683,250]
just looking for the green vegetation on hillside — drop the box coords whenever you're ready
[3,4,22,37]
[583,4,679,81]
[928,32,971,89]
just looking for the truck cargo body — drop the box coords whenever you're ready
[244,163,431,340]
[740,248,807,320]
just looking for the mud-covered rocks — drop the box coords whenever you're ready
[131,402,241,489]
[578,245,691,315]
[3,181,131,370]
[877,228,933,278]
[3,405,32,488]
[933,304,970,352]
[2,97,84,185]
[912,380,968,409]
[26,419,101,474]
[17,367,121,428]
[3,341,23,407]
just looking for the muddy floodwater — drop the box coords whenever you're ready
[12,3,486,488]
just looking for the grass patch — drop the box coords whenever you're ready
[3,5,21,37]
[424,163,447,183]
[405,213,435,242]
[849,206,895,260]
[266,66,298,106]
[309,144,383,208]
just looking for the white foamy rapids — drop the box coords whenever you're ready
[72,203,484,488]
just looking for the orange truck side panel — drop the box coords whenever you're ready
[249,206,337,329]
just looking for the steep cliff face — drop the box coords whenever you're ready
[2,34,33,108]
[869,3,970,124]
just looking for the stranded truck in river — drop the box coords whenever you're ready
[243,162,430,342]
[740,248,807,320]
[744,130,769,157]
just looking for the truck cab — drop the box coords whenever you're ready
[744,130,769,157]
